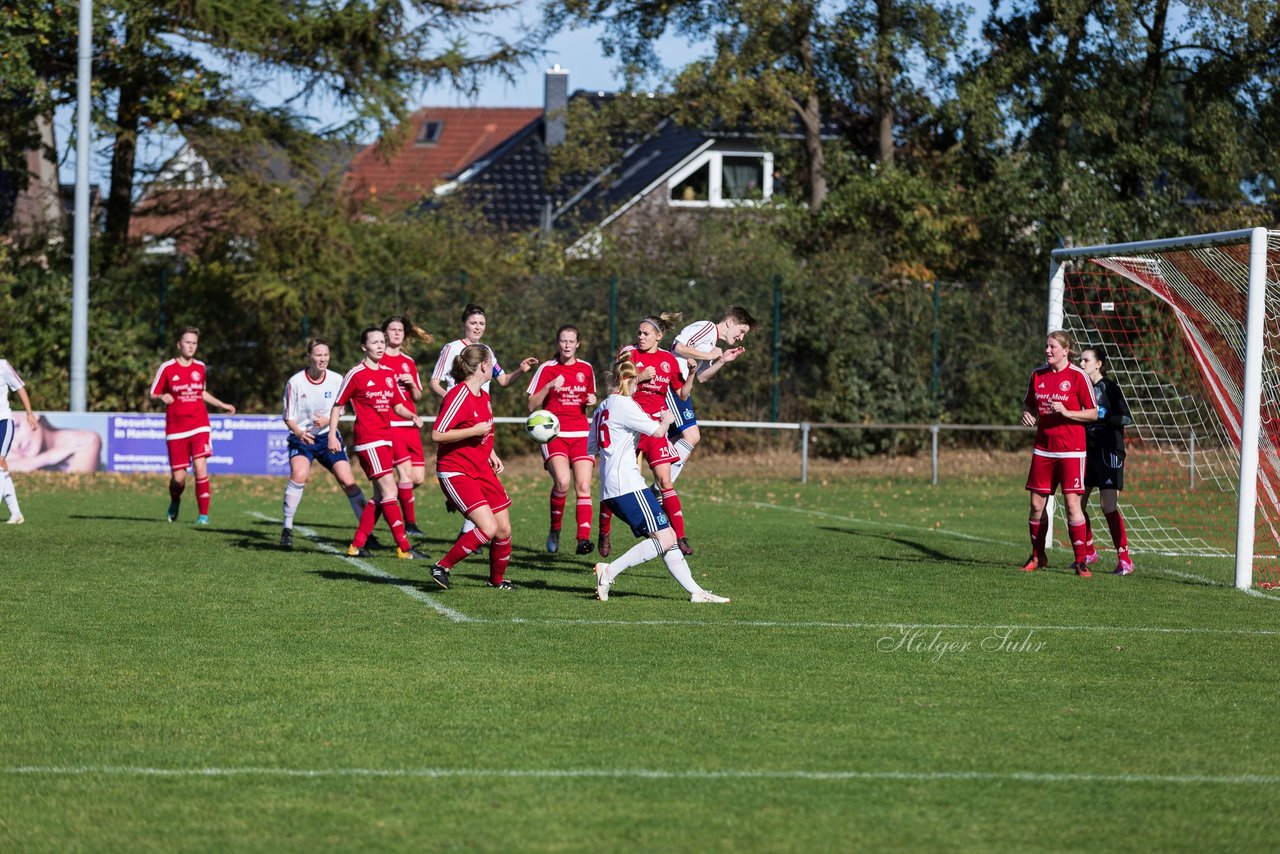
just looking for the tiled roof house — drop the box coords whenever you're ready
[432,67,813,255]
[342,106,543,210]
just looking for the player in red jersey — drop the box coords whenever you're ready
[327,327,429,561]
[149,327,236,526]
[597,313,694,558]
[381,315,434,537]
[527,324,598,556]
[428,344,516,590]
[1020,330,1099,576]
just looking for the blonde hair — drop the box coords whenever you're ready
[450,343,490,384]
[1048,329,1078,357]
[610,355,640,397]
[639,312,683,335]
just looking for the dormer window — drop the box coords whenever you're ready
[669,150,773,207]
[416,120,444,145]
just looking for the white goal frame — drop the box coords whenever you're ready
[1048,227,1270,591]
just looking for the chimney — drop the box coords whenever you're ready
[544,64,569,149]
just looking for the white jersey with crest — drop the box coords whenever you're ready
[588,394,663,500]
[0,360,25,420]
[282,368,344,434]
[675,319,718,375]
[432,339,500,394]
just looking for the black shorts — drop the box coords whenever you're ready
[1085,449,1125,491]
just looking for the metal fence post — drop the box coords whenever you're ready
[800,422,810,483]
[1189,429,1196,489]
[931,423,940,485]
[771,275,781,423]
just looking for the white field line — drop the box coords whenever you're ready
[3,765,1277,786]
[745,499,1280,602]
[510,617,1280,636]
[250,512,472,623]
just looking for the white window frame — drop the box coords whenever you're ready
[667,150,773,208]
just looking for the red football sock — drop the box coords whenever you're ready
[576,496,593,540]
[398,482,416,525]
[489,536,512,584]
[195,478,211,515]
[1068,519,1089,563]
[380,498,410,551]
[353,500,378,548]
[599,503,612,535]
[1083,512,1096,555]
[660,488,685,538]
[439,527,491,569]
[1028,518,1047,556]
[549,488,567,532]
[1105,509,1129,556]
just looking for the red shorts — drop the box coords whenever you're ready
[167,432,212,471]
[438,468,511,515]
[1026,453,1086,495]
[541,432,593,465]
[391,425,426,467]
[637,431,679,467]
[355,441,395,480]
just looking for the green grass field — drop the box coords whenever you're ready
[2,459,1278,851]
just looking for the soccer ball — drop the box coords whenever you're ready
[526,410,560,444]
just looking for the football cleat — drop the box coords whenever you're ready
[1019,553,1047,572]
[6,513,25,525]
[594,563,611,601]
[597,531,611,558]
[396,546,430,560]
[1085,550,1100,566]
[485,579,517,590]
[430,565,452,590]
[166,501,180,522]
[365,534,384,550]
[195,515,210,527]
[546,529,560,554]
[576,538,594,555]
[677,537,693,556]
[404,523,425,537]
[690,590,730,604]
[346,544,371,558]
[1072,561,1092,578]
[280,527,293,549]
[1114,557,1135,576]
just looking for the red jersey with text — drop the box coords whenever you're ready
[335,362,407,447]
[1024,363,1097,456]
[433,383,494,476]
[150,358,211,439]
[526,359,596,433]
[379,351,422,427]
[629,349,684,417]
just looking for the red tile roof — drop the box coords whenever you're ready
[342,106,542,210]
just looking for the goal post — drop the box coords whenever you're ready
[1048,227,1276,591]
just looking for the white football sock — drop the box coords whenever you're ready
[662,548,702,594]
[0,469,18,515]
[669,439,695,483]
[347,487,368,519]
[603,538,661,582]
[282,480,305,528]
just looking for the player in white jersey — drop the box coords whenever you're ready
[665,305,755,482]
[0,358,37,524]
[587,357,729,604]
[277,339,369,549]
[428,303,537,542]
[428,303,538,398]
